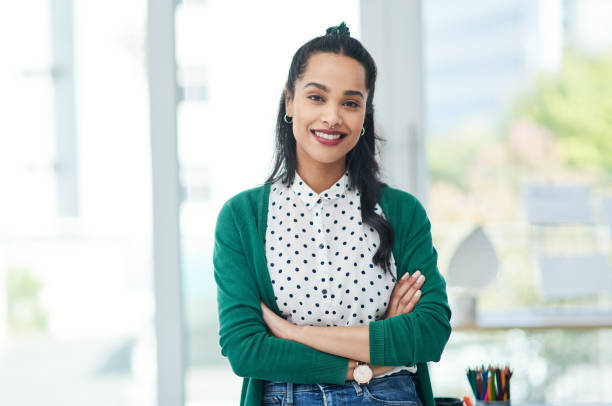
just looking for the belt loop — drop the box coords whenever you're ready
[351,380,363,396]
[286,381,294,405]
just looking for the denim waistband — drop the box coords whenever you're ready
[262,369,417,395]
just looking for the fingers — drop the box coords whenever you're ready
[398,273,425,314]
[388,271,426,318]
[397,288,422,314]
[390,271,422,309]
[400,273,424,304]
[388,271,416,311]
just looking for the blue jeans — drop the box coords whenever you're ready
[262,370,423,406]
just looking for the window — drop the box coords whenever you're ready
[0,1,155,405]
[424,0,612,402]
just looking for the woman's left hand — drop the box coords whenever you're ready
[385,270,425,319]
[260,301,299,341]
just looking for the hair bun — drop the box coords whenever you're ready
[325,22,350,37]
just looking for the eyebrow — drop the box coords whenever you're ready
[303,82,364,100]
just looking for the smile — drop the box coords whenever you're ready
[311,129,347,140]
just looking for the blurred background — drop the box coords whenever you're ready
[0,0,611,405]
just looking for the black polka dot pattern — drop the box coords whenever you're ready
[265,170,398,328]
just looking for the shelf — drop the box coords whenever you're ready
[452,309,612,330]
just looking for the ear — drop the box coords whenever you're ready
[284,88,294,117]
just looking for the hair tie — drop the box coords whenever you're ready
[325,22,350,38]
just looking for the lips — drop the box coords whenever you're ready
[310,129,348,140]
[310,129,347,145]
[312,129,347,136]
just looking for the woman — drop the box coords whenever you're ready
[213,23,451,406]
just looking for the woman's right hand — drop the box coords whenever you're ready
[384,270,425,319]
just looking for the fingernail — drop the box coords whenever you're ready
[418,275,425,283]
[415,290,421,296]
[401,273,409,280]
[412,270,421,278]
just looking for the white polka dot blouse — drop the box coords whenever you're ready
[265,170,417,375]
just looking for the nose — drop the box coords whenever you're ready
[322,105,342,128]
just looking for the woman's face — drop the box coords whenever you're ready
[286,52,368,173]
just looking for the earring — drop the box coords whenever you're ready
[284,114,293,124]
[360,126,365,136]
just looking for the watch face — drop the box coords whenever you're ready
[353,364,373,384]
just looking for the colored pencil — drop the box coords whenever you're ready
[465,365,513,401]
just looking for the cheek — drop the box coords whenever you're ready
[350,114,366,132]
[293,109,317,130]
[292,119,311,140]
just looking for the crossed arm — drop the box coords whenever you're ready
[214,197,451,384]
[260,270,426,380]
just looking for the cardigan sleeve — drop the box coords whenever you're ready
[368,197,452,366]
[214,200,349,384]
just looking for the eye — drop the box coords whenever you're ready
[344,100,361,109]
[307,94,324,102]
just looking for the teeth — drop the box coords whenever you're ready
[314,131,342,140]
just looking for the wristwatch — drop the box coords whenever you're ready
[353,361,373,385]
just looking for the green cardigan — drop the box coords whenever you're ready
[213,182,452,406]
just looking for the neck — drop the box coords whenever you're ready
[296,160,346,195]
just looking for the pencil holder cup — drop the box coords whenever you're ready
[475,400,510,406]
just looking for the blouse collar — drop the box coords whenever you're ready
[290,170,350,209]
